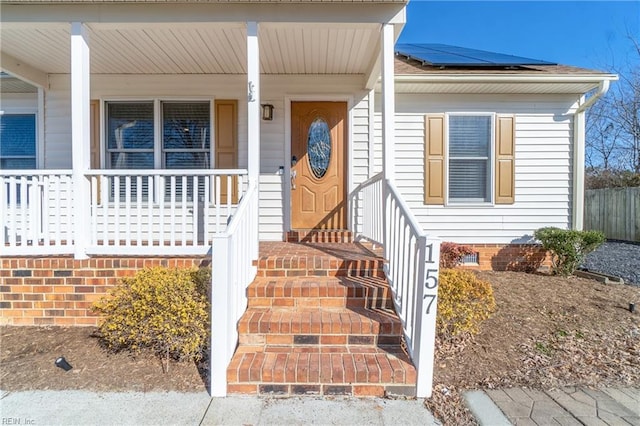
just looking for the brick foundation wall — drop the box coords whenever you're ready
[1,244,549,325]
[0,256,209,326]
[459,244,550,271]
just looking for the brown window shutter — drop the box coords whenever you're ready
[90,100,100,169]
[424,114,445,205]
[215,100,238,204]
[495,115,515,204]
[90,100,101,203]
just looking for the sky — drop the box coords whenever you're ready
[398,1,640,72]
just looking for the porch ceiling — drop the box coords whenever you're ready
[0,22,381,76]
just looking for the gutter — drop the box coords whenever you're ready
[394,73,618,85]
[575,79,610,113]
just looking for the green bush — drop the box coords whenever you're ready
[439,242,476,269]
[437,269,495,339]
[533,227,605,276]
[93,267,210,370]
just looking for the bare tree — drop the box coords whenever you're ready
[587,35,640,173]
[586,98,624,169]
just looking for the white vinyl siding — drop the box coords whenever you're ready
[41,74,369,241]
[377,93,578,244]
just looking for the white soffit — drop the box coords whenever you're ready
[0,22,380,75]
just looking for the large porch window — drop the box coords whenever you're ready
[104,100,212,201]
[105,100,211,170]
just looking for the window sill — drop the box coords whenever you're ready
[445,202,494,208]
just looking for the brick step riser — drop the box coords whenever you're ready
[256,269,385,278]
[238,334,403,346]
[286,231,354,244]
[227,383,414,397]
[226,352,416,397]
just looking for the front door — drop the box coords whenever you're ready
[291,101,347,230]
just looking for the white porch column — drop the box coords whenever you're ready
[247,21,260,260]
[381,23,396,181]
[381,24,396,275]
[247,22,260,185]
[71,22,91,260]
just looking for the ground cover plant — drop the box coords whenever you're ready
[534,227,605,276]
[92,266,210,372]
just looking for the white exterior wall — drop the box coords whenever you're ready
[377,93,580,244]
[0,92,37,110]
[9,75,584,245]
[41,74,371,241]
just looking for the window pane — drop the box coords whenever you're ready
[0,114,36,169]
[449,159,489,201]
[307,118,331,179]
[165,152,210,169]
[162,102,210,150]
[106,102,154,150]
[109,152,154,169]
[449,115,490,157]
[1,158,37,169]
[448,115,492,203]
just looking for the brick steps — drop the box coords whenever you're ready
[255,241,385,278]
[286,230,354,243]
[247,277,393,309]
[227,351,415,397]
[238,308,403,347]
[227,239,415,397]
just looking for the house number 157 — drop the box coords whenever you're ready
[423,243,439,315]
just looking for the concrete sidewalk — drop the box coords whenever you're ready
[464,386,640,426]
[0,390,438,425]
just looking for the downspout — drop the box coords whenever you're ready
[572,79,610,230]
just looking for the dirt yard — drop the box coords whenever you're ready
[1,271,639,425]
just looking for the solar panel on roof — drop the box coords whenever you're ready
[395,43,557,67]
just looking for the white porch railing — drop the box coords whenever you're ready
[351,172,441,398]
[0,170,75,255]
[85,169,248,255]
[210,181,259,396]
[1,169,249,257]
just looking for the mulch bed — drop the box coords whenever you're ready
[426,271,640,424]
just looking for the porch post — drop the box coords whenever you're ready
[247,22,260,185]
[381,23,396,182]
[381,23,395,270]
[71,22,91,260]
[247,21,260,259]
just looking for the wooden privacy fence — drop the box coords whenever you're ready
[584,187,640,242]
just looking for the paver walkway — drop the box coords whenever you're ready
[471,386,640,426]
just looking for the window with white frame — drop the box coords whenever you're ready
[105,100,211,170]
[0,113,37,169]
[447,114,493,203]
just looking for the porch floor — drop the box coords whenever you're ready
[227,233,417,397]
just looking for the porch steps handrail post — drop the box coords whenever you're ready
[71,22,91,260]
[210,182,258,397]
[385,179,441,397]
[351,174,441,398]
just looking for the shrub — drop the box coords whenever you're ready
[533,227,605,276]
[437,269,495,339]
[440,242,476,269]
[93,267,210,370]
